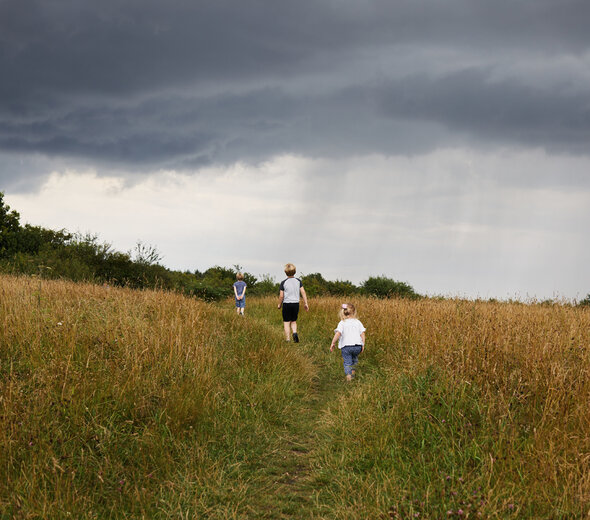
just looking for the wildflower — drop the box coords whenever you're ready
[57,322,63,326]
[457,510,464,516]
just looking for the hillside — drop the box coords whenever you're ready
[1,274,589,518]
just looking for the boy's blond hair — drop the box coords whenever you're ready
[236,272,244,280]
[284,263,296,276]
[339,303,357,320]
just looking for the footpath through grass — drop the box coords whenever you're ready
[237,298,363,519]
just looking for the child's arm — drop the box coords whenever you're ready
[300,287,309,311]
[361,331,366,352]
[277,290,284,309]
[240,286,246,300]
[330,331,341,352]
[233,286,239,299]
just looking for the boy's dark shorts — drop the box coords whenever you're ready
[282,302,299,322]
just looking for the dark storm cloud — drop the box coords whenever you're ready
[375,69,590,154]
[1,0,590,185]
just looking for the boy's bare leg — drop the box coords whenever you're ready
[291,322,299,342]
[283,322,291,341]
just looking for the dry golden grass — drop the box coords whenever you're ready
[307,296,590,518]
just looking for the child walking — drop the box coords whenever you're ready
[277,263,309,342]
[233,272,247,316]
[330,303,365,381]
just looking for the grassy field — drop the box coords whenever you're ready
[1,274,589,518]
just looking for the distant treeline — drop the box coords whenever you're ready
[3,192,589,305]
[0,192,422,301]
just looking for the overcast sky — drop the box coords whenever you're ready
[2,0,589,300]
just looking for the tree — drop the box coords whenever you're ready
[0,192,22,258]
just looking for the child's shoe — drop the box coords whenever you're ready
[293,333,299,343]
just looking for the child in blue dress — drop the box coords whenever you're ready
[233,272,247,316]
[330,303,366,381]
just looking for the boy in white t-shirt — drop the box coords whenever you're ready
[277,263,309,342]
[330,303,366,381]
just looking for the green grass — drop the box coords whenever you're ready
[1,278,589,518]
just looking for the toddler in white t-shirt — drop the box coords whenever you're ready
[330,303,366,381]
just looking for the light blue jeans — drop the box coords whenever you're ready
[340,345,363,376]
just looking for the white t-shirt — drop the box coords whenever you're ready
[335,318,366,349]
[279,277,303,304]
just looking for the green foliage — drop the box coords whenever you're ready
[579,294,590,307]
[17,225,71,255]
[249,273,278,296]
[181,277,231,302]
[301,272,358,297]
[300,272,329,296]
[190,265,257,300]
[328,279,358,296]
[361,275,419,299]
[0,191,22,258]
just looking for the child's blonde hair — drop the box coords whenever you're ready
[236,272,244,281]
[284,263,296,276]
[339,303,357,320]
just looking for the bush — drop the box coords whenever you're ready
[301,273,330,296]
[361,275,419,299]
[301,273,359,297]
[327,279,358,296]
[191,284,232,302]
